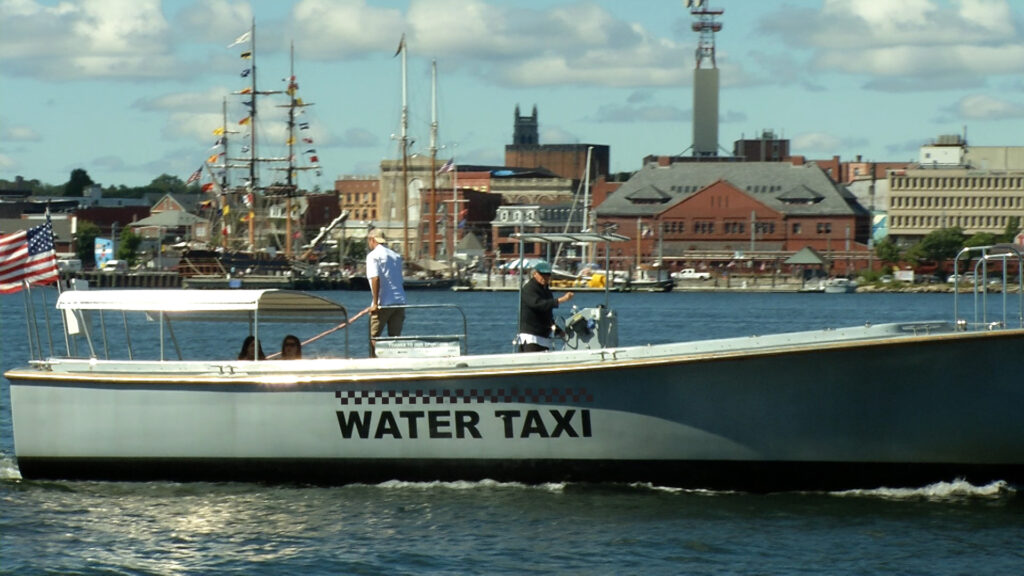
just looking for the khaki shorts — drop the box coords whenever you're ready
[370,307,405,338]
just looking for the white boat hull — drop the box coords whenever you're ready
[9,322,1024,490]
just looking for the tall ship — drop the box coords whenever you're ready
[180,23,328,288]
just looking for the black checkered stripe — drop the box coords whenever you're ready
[335,387,593,405]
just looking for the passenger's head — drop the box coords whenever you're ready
[281,334,302,359]
[367,228,386,249]
[238,335,266,360]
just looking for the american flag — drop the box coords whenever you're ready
[0,221,60,294]
[437,158,455,174]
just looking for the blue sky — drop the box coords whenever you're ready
[2,0,1023,189]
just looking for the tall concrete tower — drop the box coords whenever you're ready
[688,0,723,157]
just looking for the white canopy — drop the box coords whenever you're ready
[56,289,347,323]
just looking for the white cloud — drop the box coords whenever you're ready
[591,103,686,123]
[289,0,405,58]
[1,125,41,142]
[952,94,1024,120]
[406,0,688,88]
[759,0,1024,80]
[337,128,378,148]
[0,153,19,171]
[0,0,179,79]
[540,126,578,144]
[792,132,868,155]
[134,87,233,113]
[174,0,252,44]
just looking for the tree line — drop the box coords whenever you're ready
[1,169,202,199]
[874,217,1022,273]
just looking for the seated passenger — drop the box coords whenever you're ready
[238,335,266,360]
[280,334,302,360]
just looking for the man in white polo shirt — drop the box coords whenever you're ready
[366,228,406,356]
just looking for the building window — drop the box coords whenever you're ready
[793,222,802,234]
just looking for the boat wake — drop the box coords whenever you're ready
[831,478,1015,501]
[372,478,567,492]
[0,453,22,481]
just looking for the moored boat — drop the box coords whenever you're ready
[5,243,1024,491]
[823,277,857,293]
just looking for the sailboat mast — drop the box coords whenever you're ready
[582,145,593,265]
[247,18,257,250]
[220,97,230,250]
[400,38,409,258]
[285,42,296,258]
[428,59,438,261]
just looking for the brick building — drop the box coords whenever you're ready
[595,162,871,274]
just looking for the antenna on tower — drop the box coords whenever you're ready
[685,0,724,158]
[687,0,723,69]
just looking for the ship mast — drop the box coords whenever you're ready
[219,98,230,250]
[285,43,297,258]
[246,18,257,249]
[399,36,410,258]
[271,42,317,259]
[428,59,438,261]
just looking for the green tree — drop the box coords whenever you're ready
[148,173,189,197]
[907,227,967,268]
[874,237,901,265]
[965,232,998,247]
[117,227,143,266]
[64,168,95,197]
[75,220,101,268]
[998,216,1021,243]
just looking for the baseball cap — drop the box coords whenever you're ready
[533,260,552,274]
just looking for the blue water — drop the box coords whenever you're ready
[2,289,1022,575]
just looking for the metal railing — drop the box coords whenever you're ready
[953,244,1023,330]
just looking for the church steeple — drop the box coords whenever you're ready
[513,103,539,146]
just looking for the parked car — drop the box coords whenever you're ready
[101,260,127,274]
[56,258,82,273]
[672,268,711,281]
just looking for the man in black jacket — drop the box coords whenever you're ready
[517,260,574,352]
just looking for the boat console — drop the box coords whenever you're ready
[560,305,618,351]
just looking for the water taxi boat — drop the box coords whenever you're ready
[5,243,1024,491]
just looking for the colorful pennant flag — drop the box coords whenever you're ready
[212,127,225,136]
[240,51,252,59]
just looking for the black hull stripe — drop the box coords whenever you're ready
[15,458,1024,493]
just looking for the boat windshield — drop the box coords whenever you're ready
[31,289,350,362]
